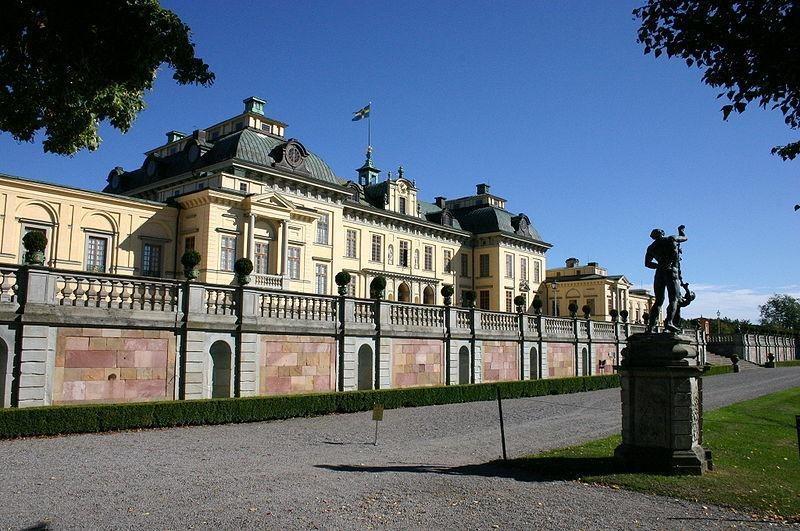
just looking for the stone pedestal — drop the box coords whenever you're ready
[614,332,712,475]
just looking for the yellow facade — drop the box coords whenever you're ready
[541,258,656,323]
[0,97,551,311]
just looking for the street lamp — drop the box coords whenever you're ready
[716,310,721,335]
[551,280,558,317]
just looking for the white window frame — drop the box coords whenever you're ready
[424,246,433,271]
[345,229,358,259]
[255,241,270,275]
[20,223,53,266]
[287,246,301,280]
[520,257,528,281]
[505,254,514,278]
[479,254,490,277]
[220,235,237,272]
[315,263,328,295]
[399,241,409,267]
[315,213,330,245]
[444,250,452,273]
[370,234,382,262]
[84,232,112,273]
[141,241,163,278]
[460,254,469,277]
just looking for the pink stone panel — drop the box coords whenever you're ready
[548,342,575,379]
[260,335,336,396]
[391,339,444,388]
[594,344,617,375]
[64,350,115,368]
[482,341,519,382]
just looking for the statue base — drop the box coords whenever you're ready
[614,332,712,475]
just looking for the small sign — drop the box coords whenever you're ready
[372,404,384,421]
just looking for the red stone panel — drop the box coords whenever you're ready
[391,339,444,388]
[548,342,575,379]
[482,341,519,382]
[260,335,336,395]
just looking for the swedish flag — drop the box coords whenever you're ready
[352,103,371,121]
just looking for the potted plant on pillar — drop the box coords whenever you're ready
[568,302,579,318]
[532,296,543,315]
[620,309,629,323]
[335,271,352,296]
[462,290,476,308]
[514,295,527,313]
[22,231,47,266]
[369,276,386,299]
[181,249,202,280]
[610,309,619,322]
[581,304,591,319]
[642,312,650,325]
[440,284,454,306]
[234,257,253,286]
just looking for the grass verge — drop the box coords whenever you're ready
[512,387,800,521]
[776,360,800,367]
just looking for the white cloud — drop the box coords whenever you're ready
[682,284,800,322]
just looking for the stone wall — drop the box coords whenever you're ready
[54,328,175,404]
[482,340,519,382]
[259,335,336,395]
[548,342,575,379]
[391,339,444,388]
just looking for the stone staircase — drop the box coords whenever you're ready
[706,351,761,370]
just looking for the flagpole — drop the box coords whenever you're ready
[367,101,372,149]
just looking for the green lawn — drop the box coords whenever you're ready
[513,387,800,521]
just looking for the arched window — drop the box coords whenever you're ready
[458,346,470,385]
[423,286,435,305]
[581,347,590,377]
[398,283,411,303]
[209,341,232,398]
[357,344,373,390]
[530,347,539,380]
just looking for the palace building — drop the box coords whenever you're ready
[0,96,551,311]
[541,258,655,322]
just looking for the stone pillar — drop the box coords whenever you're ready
[247,213,256,260]
[280,220,289,276]
[615,332,712,475]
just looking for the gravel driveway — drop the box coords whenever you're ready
[1,367,798,530]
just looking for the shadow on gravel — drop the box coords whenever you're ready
[317,456,620,483]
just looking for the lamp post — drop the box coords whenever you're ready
[716,310,721,335]
[551,280,558,317]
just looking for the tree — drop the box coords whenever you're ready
[634,1,800,161]
[0,1,214,155]
[759,294,800,331]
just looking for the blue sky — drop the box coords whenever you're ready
[0,1,797,321]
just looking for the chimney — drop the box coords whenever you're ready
[587,261,598,267]
[476,183,490,195]
[166,131,186,143]
[192,129,207,143]
[565,257,579,268]
[243,96,266,115]
[435,196,447,208]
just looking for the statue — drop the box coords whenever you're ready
[645,225,695,333]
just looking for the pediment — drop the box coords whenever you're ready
[247,192,296,211]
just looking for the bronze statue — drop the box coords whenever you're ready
[645,225,695,333]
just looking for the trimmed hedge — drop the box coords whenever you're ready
[705,364,734,376]
[776,360,800,367]
[0,365,744,440]
[0,375,619,439]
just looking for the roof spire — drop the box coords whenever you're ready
[356,145,380,186]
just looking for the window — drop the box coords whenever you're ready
[220,236,236,271]
[505,290,514,313]
[86,236,108,273]
[347,275,357,297]
[520,257,528,281]
[142,243,162,277]
[443,250,452,273]
[534,261,541,283]
[255,242,269,275]
[316,213,329,244]
[261,123,272,133]
[398,196,407,215]
[315,263,328,295]
[479,290,490,310]
[21,226,48,264]
[505,254,514,278]
[399,241,409,267]
[424,246,433,271]
[345,230,358,258]
[371,234,382,262]
[184,236,195,252]
[239,182,248,193]
[461,254,469,277]
[287,246,301,279]
[479,254,490,277]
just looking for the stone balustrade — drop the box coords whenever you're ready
[708,332,798,364]
[0,264,712,409]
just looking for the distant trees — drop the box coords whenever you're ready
[0,0,213,155]
[759,294,800,331]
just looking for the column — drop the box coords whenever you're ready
[280,220,289,276]
[247,213,255,260]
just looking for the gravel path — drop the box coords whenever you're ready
[1,367,798,530]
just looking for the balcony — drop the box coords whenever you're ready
[253,273,285,289]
